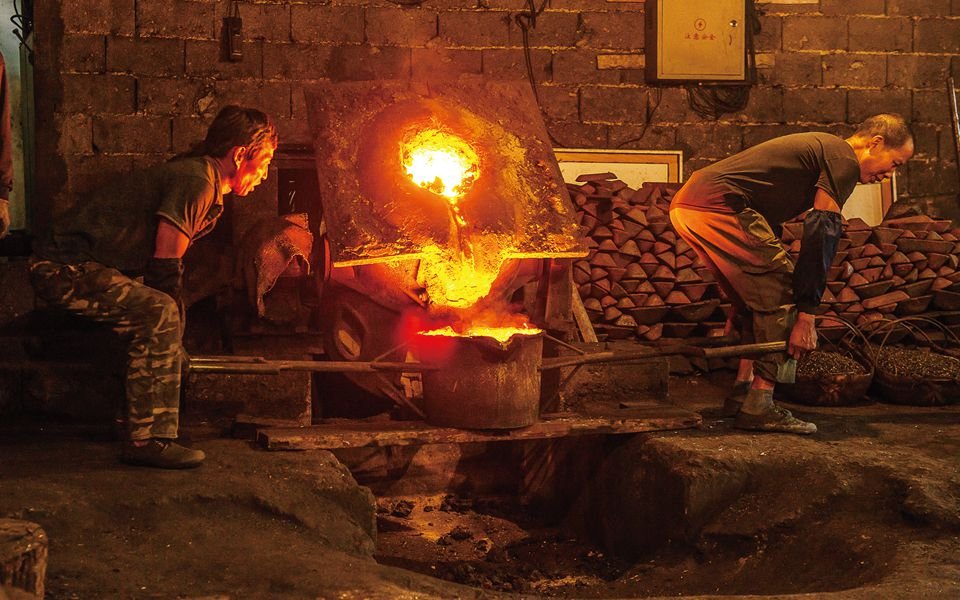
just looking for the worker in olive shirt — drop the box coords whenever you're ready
[670,114,914,434]
[31,106,278,468]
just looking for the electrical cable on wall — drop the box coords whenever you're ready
[11,0,33,63]
[684,2,760,120]
[515,1,565,147]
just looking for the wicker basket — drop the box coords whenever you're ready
[867,317,960,407]
[780,317,873,407]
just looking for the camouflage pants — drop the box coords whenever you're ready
[29,259,183,440]
[669,206,797,383]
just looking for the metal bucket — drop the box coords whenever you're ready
[416,332,542,429]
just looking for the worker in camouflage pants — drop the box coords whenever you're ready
[29,260,184,441]
[670,114,914,435]
[30,106,278,469]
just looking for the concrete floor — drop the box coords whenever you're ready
[1,372,958,599]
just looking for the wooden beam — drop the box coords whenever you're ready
[257,404,701,450]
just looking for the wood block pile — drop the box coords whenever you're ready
[569,175,960,343]
[569,175,724,342]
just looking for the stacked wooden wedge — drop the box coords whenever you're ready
[570,175,726,341]
[571,175,960,342]
[784,214,960,334]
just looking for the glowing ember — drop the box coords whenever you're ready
[402,129,479,201]
[420,325,542,344]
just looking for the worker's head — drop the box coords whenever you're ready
[850,114,914,184]
[183,105,279,196]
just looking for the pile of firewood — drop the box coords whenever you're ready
[570,175,960,342]
[570,175,722,342]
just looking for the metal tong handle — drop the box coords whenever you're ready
[539,341,787,371]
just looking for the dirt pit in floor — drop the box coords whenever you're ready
[373,489,903,598]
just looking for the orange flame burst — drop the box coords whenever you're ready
[402,128,479,202]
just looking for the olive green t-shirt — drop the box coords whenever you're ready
[672,132,860,225]
[36,157,223,273]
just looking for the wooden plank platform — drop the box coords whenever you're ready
[257,403,701,450]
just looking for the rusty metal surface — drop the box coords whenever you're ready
[305,79,586,266]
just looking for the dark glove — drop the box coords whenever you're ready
[143,257,183,303]
[794,209,842,313]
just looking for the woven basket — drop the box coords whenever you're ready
[781,317,873,407]
[868,316,960,407]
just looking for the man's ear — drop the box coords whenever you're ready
[230,145,247,168]
[869,135,885,149]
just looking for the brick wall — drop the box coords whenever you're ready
[32,0,960,225]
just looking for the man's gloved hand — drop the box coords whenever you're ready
[0,198,10,239]
[143,257,183,303]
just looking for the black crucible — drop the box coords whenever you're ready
[415,332,543,429]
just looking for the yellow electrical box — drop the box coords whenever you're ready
[645,0,747,83]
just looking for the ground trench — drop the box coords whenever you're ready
[351,433,910,598]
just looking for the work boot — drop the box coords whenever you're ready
[120,439,205,469]
[721,380,751,417]
[735,405,818,435]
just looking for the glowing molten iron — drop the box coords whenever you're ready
[420,324,541,344]
[402,128,479,203]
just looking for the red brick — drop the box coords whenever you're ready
[480,0,537,8]
[138,78,215,116]
[215,80,292,120]
[61,74,136,114]
[676,124,744,161]
[138,0,217,40]
[60,114,93,155]
[439,10,514,47]
[274,116,312,147]
[581,12,643,51]
[848,17,912,53]
[915,19,960,53]
[888,55,952,89]
[940,123,958,159]
[535,85,578,122]
[650,87,701,123]
[907,158,957,195]
[185,40,262,78]
[93,115,171,153]
[954,0,960,15]
[909,124,941,159]
[62,35,105,72]
[224,2,290,42]
[107,37,183,77]
[366,7,438,46]
[754,15,782,53]
[482,49,551,81]
[327,46,412,81]
[888,0,953,16]
[522,11,581,49]
[290,5,364,44]
[552,50,619,85]
[742,124,807,148]
[820,0,885,15]
[545,121,607,148]
[737,86,784,123]
[548,0,633,9]
[781,88,847,123]
[67,155,137,197]
[411,48,482,78]
[580,86,648,123]
[822,53,886,88]
[913,90,951,123]
[767,52,822,86]
[172,117,209,154]
[607,124,678,152]
[782,16,847,51]
[62,0,135,35]
[755,2,819,15]
[847,89,912,123]
[262,43,334,80]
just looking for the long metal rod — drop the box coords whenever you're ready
[539,341,787,371]
[188,358,439,374]
[949,76,960,196]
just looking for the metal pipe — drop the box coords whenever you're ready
[188,358,439,374]
[539,341,787,371]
